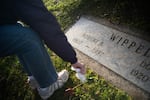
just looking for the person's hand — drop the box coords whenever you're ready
[71,62,86,74]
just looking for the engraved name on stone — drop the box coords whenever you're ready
[66,17,150,93]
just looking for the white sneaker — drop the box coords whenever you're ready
[37,69,69,100]
[27,70,69,90]
[27,76,39,89]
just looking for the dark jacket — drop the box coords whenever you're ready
[0,0,77,64]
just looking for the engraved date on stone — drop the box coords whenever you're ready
[130,69,150,82]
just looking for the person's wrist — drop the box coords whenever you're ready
[71,62,77,66]
[70,57,77,64]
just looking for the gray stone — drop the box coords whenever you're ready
[66,17,150,93]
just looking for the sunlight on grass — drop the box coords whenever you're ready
[49,52,132,100]
[0,55,132,100]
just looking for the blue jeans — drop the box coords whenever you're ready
[0,23,58,88]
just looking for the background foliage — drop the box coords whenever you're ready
[43,0,149,33]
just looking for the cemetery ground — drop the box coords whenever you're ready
[0,0,149,100]
[0,55,131,100]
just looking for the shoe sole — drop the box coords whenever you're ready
[58,69,69,82]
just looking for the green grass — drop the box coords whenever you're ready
[0,53,131,100]
[48,52,131,100]
[44,0,149,33]
[0,57,34,100]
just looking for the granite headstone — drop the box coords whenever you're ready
[66,17,150,93]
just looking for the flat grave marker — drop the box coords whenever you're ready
[66,17,150,93]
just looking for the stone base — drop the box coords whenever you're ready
[75,49,150,100]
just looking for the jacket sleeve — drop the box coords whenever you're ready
[14,0,77,64]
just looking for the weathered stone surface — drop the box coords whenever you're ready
[66,17,150,93]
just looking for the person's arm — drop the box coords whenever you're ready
[14,0,86,73]
[14,0,77,64]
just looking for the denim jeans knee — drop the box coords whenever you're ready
[0,23,58,88]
